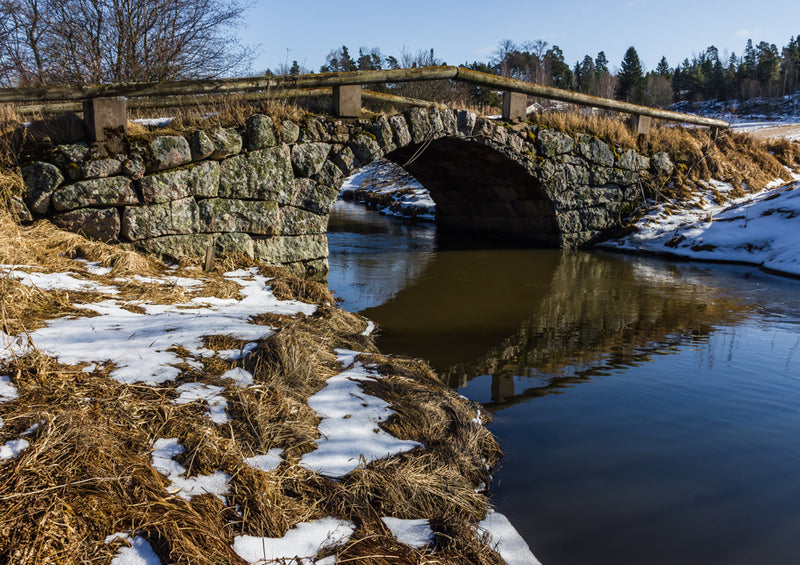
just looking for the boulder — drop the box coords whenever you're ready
[209,128,243,160]
[247,115,277,150]
[22,161,63,214]
[281,121,300,144]
[148,136,192,171]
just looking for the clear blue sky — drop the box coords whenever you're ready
[238,0,800,75]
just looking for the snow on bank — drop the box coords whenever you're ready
[479,511,542,565]
[340,160,435,220]
[232,517,355,564]
[299,349,422,478]
[601,177,800,278]
[106,533,161,565]
[151,438,230,501]
[381,517,434,549]
[0,267,315,384]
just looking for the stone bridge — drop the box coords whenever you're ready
[17,107,674,275]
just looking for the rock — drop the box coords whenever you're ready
[441,109,458,136]
[327,121,351,144]
[22,161,63,214]
[281,120,300,144]
[428,109,444,133]
[218,145,294,200]
[617,150,640,171]
[122,157,146,180]
[349,133,381,164]
[368,116,395,153]
[405,107,431,144]
[9,196,33,223]
[81,158,122,179]
[491,125,508,145]
[389,115,412,147]
[578,135,615,167]
[130,233,255,262]
[294,179,339,214]
[247,115,277,150]
[52,177,138,211]
[51,143,90,180]
[651,152,674,176]
[121,197,199,240]
[456,110,477,136]
[536,129,574,157]
[148,136,192,171]
[280,207,327,235]
[140,160,220,204]
[331,145,359,175]
[52,207,120,242]
[299,118,330,142]
[253,234,328,264]
[291,142,330,177]
[189,130,215,161]
[209,128,242,160]
[312,161,344,190]
[198,198,280,235]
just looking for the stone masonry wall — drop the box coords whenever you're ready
[17,107,674,275]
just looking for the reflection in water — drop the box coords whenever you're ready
[327,199,800,565]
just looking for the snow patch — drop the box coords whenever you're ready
[381,517,434,549]
[174,383,228,424]
[478,511,541,565]
[244,448,283,472]
[232,517,355,564]
[106,533,162,565]
[151,438,230,501]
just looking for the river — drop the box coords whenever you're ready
[326,200,800,565]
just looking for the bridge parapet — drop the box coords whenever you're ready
[16,107,670,274]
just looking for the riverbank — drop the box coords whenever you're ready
[0,211,538,564]
[599,174,800,278]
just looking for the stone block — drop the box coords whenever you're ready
[218,145,294,200]
[291,142,331,177]
[52,176,138,211]
[502,91,527,122]
[247,115,277,150]
[83,97,127,148]
[209,128,243,160]
[389,115,412,148]
[198,198,280,235]
[189,130,215,161]
[252,234,329,264]
[121,197,199,240]
[405,107,431,144]
[52,207,120,242]
[22,162,63,214]
[333,85,362,118]
[147,136,192,172]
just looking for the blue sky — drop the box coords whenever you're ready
[238,0,800,75]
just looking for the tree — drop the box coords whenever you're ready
[616,46,645,103]
[320,46,356,73]
[655,56,671,78]
[0,0,252,86]
[544,45,572,89]
[574,55,596,94]
[465,61,501,107]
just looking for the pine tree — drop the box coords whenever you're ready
[656,56,671,78]
[616,46,645,102]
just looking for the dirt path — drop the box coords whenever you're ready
[735,123,800,140]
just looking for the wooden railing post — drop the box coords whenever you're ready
[332,85,361,117]
[83,96,127,149]
[502,91,526,122]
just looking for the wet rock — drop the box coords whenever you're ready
[52,176,138,211]
[22,161,63,214]
[52,207,120,242]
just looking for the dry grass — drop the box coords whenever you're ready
[0,200,505,563]
[530,110,640,149]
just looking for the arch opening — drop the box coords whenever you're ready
[384,137,560,247]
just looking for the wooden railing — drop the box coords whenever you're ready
[0,66,729,142]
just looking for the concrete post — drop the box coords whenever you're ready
[332,85,361,117]
[630,114,652,138]
[83,96,128,149]
[502,91,526,122]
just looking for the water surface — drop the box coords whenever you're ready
[327,200,800,565]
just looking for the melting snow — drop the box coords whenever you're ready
[151,438,230,501]
[299,353,422,478]
[232,517,355,564]
[478,510,541,565]
[602,179,800,277]
[0,375,18,402]
[106,533,162,565]
[381,517,434,549]
[244,448,283,472]
[174,383,228,424]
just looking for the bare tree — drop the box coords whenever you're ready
[0,0,253,86]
